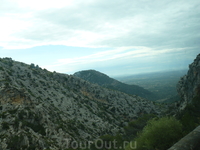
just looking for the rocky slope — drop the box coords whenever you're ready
[0,58,162,149]
[74,70,157,101]
[177,53,200,110]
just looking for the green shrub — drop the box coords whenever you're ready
[124,114,156,141]
[2,122,9,130]
[8,108,18,114]
[22,120,46,135]
[126,117,183,150]
[7,135,23,149]
[0,66,4,71]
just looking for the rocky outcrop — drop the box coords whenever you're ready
[0,58,163,149]
[177,54,200,110]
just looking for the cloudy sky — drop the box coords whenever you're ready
[0,0,200,76]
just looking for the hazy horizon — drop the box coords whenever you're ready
[1,0,200,76]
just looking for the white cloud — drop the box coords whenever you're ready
[1,0,200,49]
[0,0,200,59]
[42,46,190,73]
[1,0,199,76]
[11,0,74,10]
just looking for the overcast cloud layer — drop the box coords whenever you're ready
[0,0,200,76]
[1,0,200,49]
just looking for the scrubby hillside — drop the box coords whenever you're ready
[0,58,162,149]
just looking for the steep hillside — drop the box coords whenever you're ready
[74,70,157,101]
[0,58,162,149]
[177,53,200,110]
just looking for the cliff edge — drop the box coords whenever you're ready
[177,54,200,110]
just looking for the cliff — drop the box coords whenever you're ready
[177,53,200,110]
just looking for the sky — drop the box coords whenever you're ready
[0,0,200,77]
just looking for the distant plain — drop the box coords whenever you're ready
[115,69,188,102]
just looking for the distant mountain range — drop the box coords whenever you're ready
[74,70,157,101]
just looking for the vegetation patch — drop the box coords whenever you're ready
[126,117,183,150]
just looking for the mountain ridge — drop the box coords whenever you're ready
[74,69,157,101]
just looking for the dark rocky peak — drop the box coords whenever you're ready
[74,69,113,85]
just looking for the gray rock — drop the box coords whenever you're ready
[177,54,200,110]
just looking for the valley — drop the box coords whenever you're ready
[116,70,187,102]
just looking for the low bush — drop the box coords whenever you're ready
[124,114,156,141]
[126,117,183,150]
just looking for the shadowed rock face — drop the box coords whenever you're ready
[0,58,162,149]
[177,54,200,110]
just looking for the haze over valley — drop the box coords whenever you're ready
[116,69,188,102]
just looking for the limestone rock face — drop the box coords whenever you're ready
[0,58,162,149]
[177,54,200,110]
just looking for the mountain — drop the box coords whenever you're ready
[177,53,200,110]
[0,58,161,149]
[74,70,157,101]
